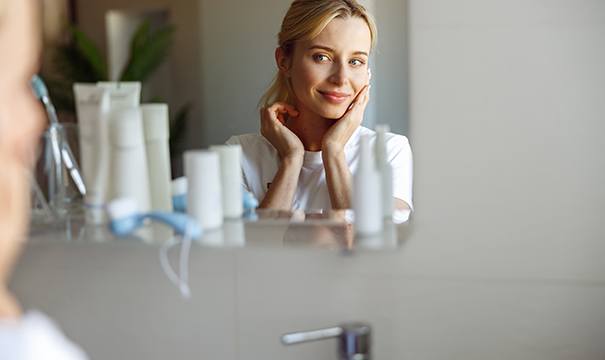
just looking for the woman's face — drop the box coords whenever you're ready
[284,16,372,120]
[0,0,43,284]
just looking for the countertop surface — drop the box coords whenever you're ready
[9,213,605,360]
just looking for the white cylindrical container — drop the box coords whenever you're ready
[184,150,223,230]
[73,84,111,224]
[210,144,243,219]
[375,124,394,219]
[353,134,382,236]
[142,104,172,212]
[108,107,151,212]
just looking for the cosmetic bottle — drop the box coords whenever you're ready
[375,124,394,219]
[210,144,243,219]
[108,107,151,212]
[353,134,382,236]
[142,104,173,212]
[184,150,223,230]
[73,84,111,224]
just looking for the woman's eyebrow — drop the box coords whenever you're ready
[307,45,368,57]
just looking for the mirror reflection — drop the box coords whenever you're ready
[31,0,412,245]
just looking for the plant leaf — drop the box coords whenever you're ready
[71,27,108,80]
[130,20,152,56]
[120,22,175,82]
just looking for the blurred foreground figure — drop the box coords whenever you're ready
[0,0,87,358]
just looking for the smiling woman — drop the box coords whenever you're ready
[227,0,413,213]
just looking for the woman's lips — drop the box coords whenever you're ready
[318,90,350,104]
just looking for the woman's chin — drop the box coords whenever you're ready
[319,107,348,120]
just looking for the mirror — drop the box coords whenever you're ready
[37,0,412,246]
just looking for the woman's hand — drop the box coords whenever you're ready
[321,85,370,157]
[259,102,305,210]
[260,102,304,162]
[320,85,370,209]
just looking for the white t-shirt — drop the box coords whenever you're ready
[226,126,413,211]
[0,311,88,360]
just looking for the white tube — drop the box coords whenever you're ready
[353,134,383,236]
[142,104,173,212]
[209,144,243,218]
[97,82,141,108]
[73,84,111,224]
[108,107,151,212]
[184,150,223,230]
[375,124,394,219]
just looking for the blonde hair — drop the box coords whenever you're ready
[259,0,377,108]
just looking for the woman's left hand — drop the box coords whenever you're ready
[321,84,370,157]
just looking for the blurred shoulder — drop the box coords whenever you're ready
[226,133,276,156]
[352,126,410,149]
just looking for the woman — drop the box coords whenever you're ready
[0,0,87,357]
[227,0,413,212]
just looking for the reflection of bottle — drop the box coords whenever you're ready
[142,104,172,212]
[375,125,394,219]
[353,134,382,236]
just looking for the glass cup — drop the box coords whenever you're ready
[32,123,85,222]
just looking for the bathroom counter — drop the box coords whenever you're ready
[9,217,605,360]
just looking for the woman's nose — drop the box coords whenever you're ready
[328,62,349,86]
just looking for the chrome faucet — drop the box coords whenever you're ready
[281,322,371,360]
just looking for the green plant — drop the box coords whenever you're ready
[120,21,174,82]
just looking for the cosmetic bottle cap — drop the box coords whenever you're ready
[375,124,390,133]
[374,124,389,166]
[171,176,188,196]
[141,103,169,141]
[209,144,242,170]
[359,134,374,171]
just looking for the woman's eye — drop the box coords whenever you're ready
[313,54,330,63]
[350,58,365,67]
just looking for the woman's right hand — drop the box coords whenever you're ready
[260,102,304,162]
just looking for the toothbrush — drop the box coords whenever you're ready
[31,75,87,196]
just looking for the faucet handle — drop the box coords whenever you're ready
[282,326,343,344]
[281,322,371,360]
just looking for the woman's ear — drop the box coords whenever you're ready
[275,47,291,77]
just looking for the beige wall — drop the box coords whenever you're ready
[409,0,605,261]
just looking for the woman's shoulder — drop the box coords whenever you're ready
[225,133,277,158]
[227,133,270,148]
[350,126,410,150]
